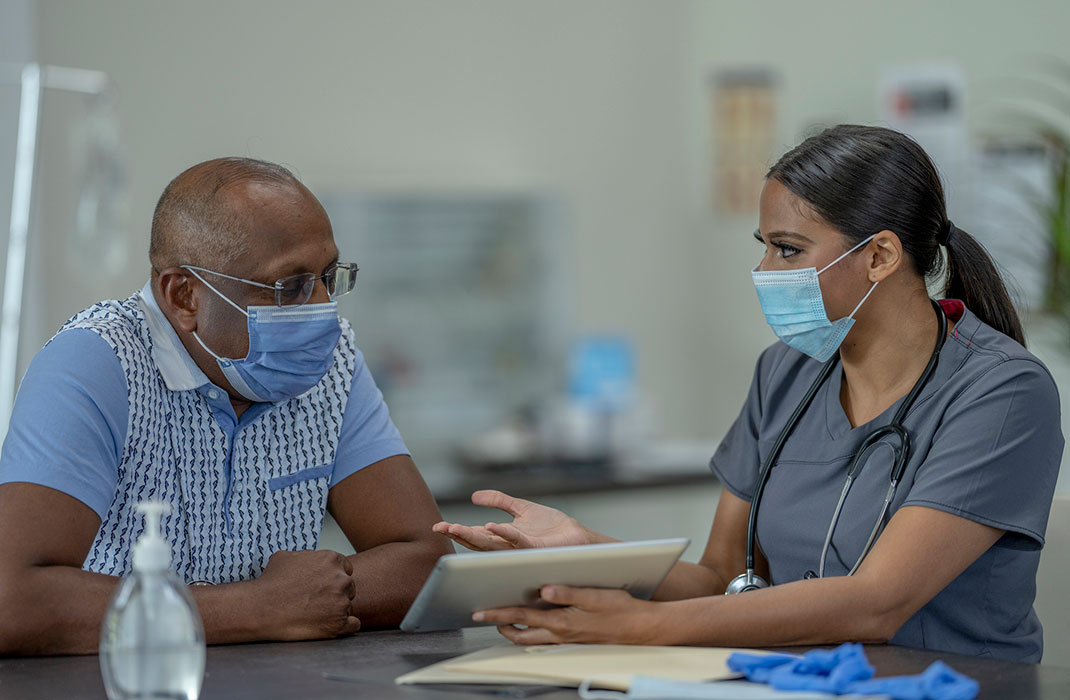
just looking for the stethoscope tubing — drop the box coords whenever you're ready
[743,300,948,580]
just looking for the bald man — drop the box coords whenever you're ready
[0,158,451,655]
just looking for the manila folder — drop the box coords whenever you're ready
[396,643,743,691]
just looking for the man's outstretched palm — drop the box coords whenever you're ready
[432,490,591,551]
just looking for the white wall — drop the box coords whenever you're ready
[29,0,709,438]
[20,0,1070,447]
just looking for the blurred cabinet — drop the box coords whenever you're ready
[320,194,566,474]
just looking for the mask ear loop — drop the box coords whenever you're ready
[182,266,250,318]
[190,329,226,363]
[817,234,877,274]
[818,234,880,322]
[182,267,248,363]
[846,279,880,320]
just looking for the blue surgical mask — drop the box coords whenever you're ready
[751,235,878,363]
[186,269,342,403]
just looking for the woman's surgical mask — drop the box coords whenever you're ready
[185,267,342,403]
[751,235,878,363]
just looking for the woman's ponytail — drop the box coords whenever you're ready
[942,221,1026,346]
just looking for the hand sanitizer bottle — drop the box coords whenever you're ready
[99,502,206,700]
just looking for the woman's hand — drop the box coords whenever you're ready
[432,490,596,551]
[473,585,663,645]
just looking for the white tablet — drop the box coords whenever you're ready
[400,538,689,633]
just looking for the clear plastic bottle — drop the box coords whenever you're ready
[99,502,206,700]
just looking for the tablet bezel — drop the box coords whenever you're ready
[400,537,690,633]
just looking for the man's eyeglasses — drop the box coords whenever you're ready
[181,263,358,307]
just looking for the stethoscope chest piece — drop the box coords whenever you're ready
[725,569,770,595]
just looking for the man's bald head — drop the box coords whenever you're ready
[149,157,307,270]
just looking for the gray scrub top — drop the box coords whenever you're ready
[710,301,1063,662]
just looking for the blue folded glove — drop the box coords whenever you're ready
[727,643,978,700]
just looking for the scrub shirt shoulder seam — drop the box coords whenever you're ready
[938,352,1053,413]
[948,331,1008,361]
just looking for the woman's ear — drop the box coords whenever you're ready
[154,268,198,333]
[867,230,904,283]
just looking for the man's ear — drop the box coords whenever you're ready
[867,230,904,283]
[155,268,198,333]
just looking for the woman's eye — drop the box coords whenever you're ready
[775,243,801,259]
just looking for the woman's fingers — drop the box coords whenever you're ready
[471,489,530,517]
[473,605,553,627]
[432,522,515,551]
[541,585,631,609]
[484,522,537,548]
[497,624,561,645]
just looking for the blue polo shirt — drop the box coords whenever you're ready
[0,283,408,581]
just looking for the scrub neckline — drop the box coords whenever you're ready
[822,306,973,440]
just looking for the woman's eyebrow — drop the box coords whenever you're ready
[762,230,813,243]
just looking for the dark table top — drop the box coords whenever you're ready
[3,626,1070,699]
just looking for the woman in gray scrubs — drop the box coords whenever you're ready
[434,125,1064,662]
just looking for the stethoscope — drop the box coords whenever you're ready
[725,300,947,594]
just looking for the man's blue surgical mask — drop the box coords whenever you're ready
[185,268,342,403]
[751,235,877,363]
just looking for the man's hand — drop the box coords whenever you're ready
[431,490,601,551]
[253,550,360,641]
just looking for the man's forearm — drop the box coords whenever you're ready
[0,566,118,655]
[345,540,448,628]
[0,565,271,655]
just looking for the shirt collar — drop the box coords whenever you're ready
[136,280,212,392]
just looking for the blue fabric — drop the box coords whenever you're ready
[727,644,978,700]
[329,348,409,487]
[0,296,407,519]
[0,329,127,517]
[268,464,333,491]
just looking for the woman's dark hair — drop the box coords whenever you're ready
[767,124,1025,346]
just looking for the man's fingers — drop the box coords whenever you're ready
[471,489,529,517]
[342,615,361,636]
[346,577,356,600]
[340,555,354,576]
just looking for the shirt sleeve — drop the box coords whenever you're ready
[329,347,409,487]
[902,358,1063,548]
[0,329,128,518]
[709,345,780,501]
